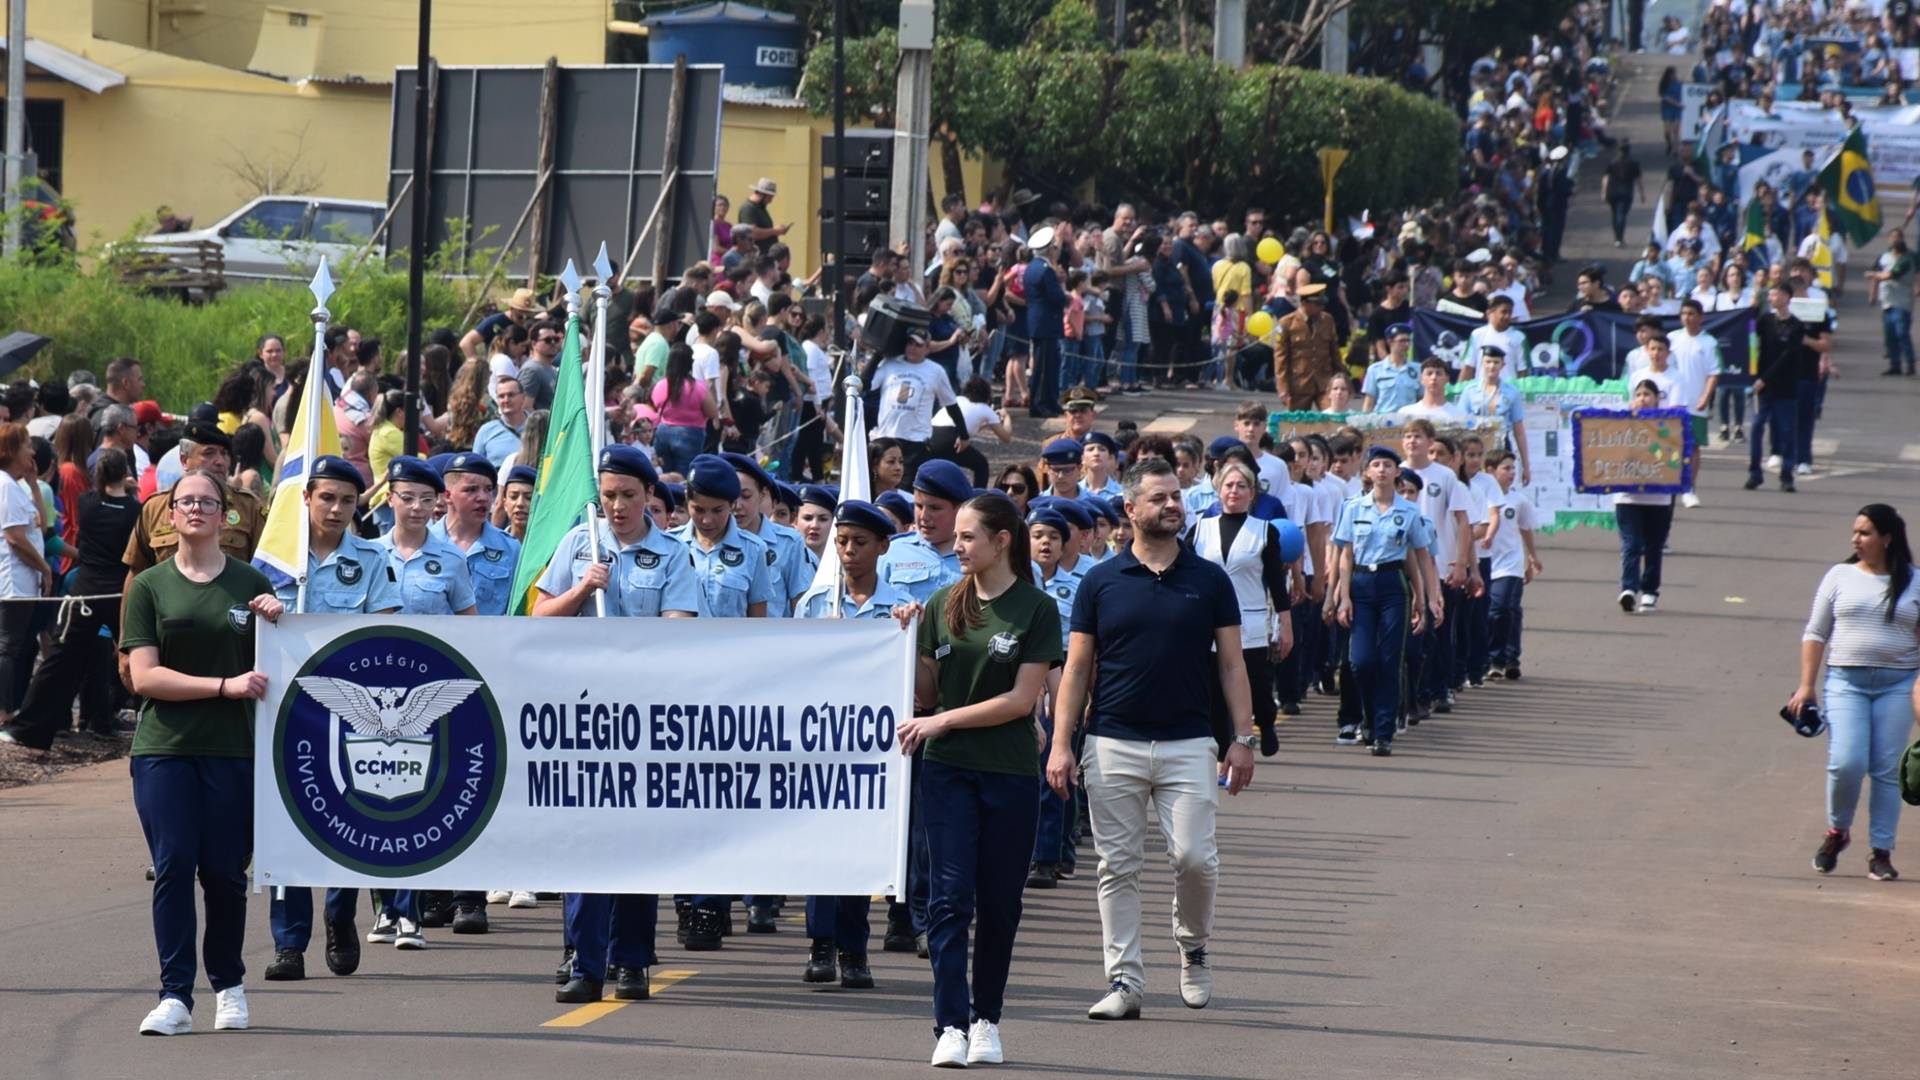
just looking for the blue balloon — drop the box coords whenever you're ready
[1273,519,1306,565]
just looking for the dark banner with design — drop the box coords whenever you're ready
[1411,308,1754,385]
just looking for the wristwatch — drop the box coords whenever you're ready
[1233,734,1258,751]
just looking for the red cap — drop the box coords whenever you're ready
[132,400,164,425]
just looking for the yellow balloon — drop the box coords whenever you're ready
[1256,237,1285,265]
[1246,310,1275,339]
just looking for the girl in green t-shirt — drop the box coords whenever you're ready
[121,470,283,1036]
[901,493,1062,1067]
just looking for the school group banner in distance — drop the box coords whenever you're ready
[252,615,915,896]
[1411,308,1754,385]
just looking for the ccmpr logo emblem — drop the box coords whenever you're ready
[276,627,505,877]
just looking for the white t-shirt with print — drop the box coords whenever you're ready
[870,357,957,442]
[1486,486,1537,580]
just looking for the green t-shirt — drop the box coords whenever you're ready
[636,331,670,382]
[120,556,272,758]
[918,578,1064,776]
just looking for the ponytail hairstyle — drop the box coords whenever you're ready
[943,493,1032,637]
[1851,503,1914,623]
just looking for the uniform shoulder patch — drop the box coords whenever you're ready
[765,547,778,566]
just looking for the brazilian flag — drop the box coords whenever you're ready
[1818,126,1880,247]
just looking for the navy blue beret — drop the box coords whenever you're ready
[687,454,742,502]
[1041,496,1094,532]
[1207,435,1243,460]
[310,454,367,493]
[1386,322,1412,338]
[834,499,896,539]
[1079,493,1118,526]
[1040,437,1083,466]
[599,444,659,487]
[799,484,838,512]
[875,489,914,525]
[659,480,685,509]
[1027,507,1071,537]
[1084,431,1119,454]
[386,455,444,493]
[441,452,497,484]
[504,464,538,488]
[1367,445,1403,465]
[718,450,775,495]
[1397,467,1423,490]
[912,459,973,504]
[771,480,802,511]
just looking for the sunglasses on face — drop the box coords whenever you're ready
[1001,483,1028,494]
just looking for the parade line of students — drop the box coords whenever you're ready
[108,397,1543,1067]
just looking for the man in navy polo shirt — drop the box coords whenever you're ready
[1046,459,1255,1022]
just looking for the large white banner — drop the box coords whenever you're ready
[253,615,916,895]
[1725,101,1920,190]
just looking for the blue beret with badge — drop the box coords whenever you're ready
[718,450,775,495]
[1079,493,1118,526]
[834,499,896,539]
[387,455,444,493]
[1040,437,1083,466]
[687,454,742,502]
[659,481,685,510]
[1207,434,1243,461]
[874,489,914,527]
[1367,445,1403,465]
[771,480,802,511]
[799,484,837,512]
[598,443,659,488]
[1397,467,1423,490]
[1040,495,1094,532]
[912,459,973,504]
[441,452,498,484]
[1387,322,1412,339]
[1084,431,1119,454]
[1027,507,1071,538]
[504,464,538,488]
[309,454,367,493]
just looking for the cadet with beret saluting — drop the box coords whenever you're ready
[534,444,700,1004]
[1332,447,1434,757]
[793,498,916,989]
[431,453,522,618]
[670,454,777,620]
[719,451,811,617]
[260,455,404,983]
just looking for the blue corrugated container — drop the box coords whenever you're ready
[643,2,805,93]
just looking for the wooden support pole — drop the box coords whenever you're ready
[647,55,689,291]
[525,57,560,286]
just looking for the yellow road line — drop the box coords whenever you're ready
[541,968,698,1028]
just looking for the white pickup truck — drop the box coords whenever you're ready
[134,195,385,284]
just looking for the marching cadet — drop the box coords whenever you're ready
[769,480,802,528]
[1038,438,1085,500]
[1331,447,1433,757]
[1024,504,1081,890]
[262,456,403,983]
[793,499,915,989]
[719,451,811,617]
[1032,496,1095,580]
[367,457,478,951]
[425,452,521,933]
[877,459,968,604]
[661,480,690,530]
[499,464,536,541]
[876,489,915,533]
[1077,493,1117,563]
[671,455,777,619]
[1079,432,1124,498]
[533,444,700,1005]
[794,484,838,564]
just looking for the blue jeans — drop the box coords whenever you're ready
[921,759,1036,1036]
[1060,338,1085,394]
[1487,576,1525,666]
[1614,502,1673,597]
[804,895,872,951]
[1347,567,1409,744]
[1824,666,1920,850]
[1608,198,1632,243]
[130,756,252,1012]
[1716,382,1747,430]
[1113,339,1142,388]
[564,893,659,981]
[1748,395,1798,480]
[1883,307,1917,372]
[1082,334,1107,388]
[655,423,705,477]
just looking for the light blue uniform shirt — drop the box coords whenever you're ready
[877,531,963,605]
[668,519,778,617]
[1032,562,1083,650]
[1456,379,1525,429]
[1332,494,1433,568]
[537,517,701,617]
[750,515,813,619]
[1181,477,1216,517]
[430,519,522,616]
[794,575,914,619]
[1078,475,1123,499]
[378,530,479,614]
[274,533,403,614]
[1362,358,1423,413]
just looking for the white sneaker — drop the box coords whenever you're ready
[1680,492,1701,509]
[394,917,426,949]
[366,913,397,943]
[965,1019,1003,1065]
[138,997,193,1036]
[1087,980,1143,1020]
[931,1026,970,1068]
[508,891,539,909]
[1795,462,1812,476]
[1617,589,1637,613]
[214,986,249,1031]
[1765,454,1782,471]
[485,890,512,905]
[1638,593,1658,614]
[1179,947,1213,1009]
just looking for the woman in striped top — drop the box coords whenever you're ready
[1793,504,1920,882]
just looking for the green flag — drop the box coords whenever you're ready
[1818,125,1881,248]
[508,311,596,614]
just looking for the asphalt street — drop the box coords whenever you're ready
[4,54,1920,1079]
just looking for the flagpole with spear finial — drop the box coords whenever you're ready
[590,243,614,458]
[558,259,608,618]
[295,259,335,616]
